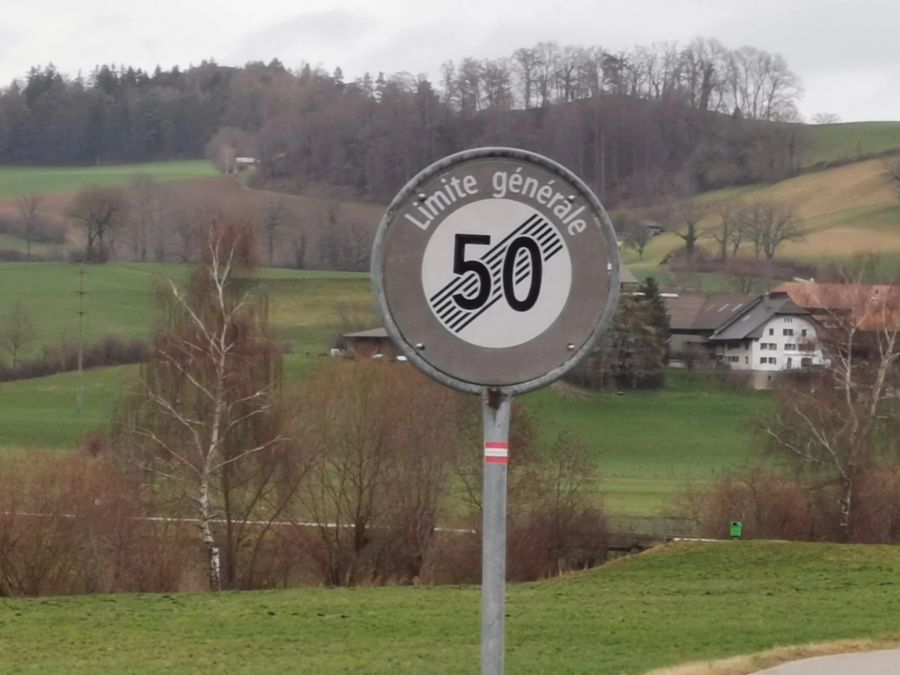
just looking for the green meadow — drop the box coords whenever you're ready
[804,121,900,166]
[3,541,900,674]
[0,262,766,516]
[0,160,217,198]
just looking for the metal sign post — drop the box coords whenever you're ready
[481,388,511,675]
[372,147,619,674]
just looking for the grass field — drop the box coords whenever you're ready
[0,263,767,517]
[528,374,768,516]
[804,121,900,167]
[2,541,899,674]
[0,263,372,359]
[0,160,218,198]
[0,366,133,451]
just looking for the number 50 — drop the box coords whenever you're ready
[452,234,542,312]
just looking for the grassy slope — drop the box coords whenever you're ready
[804,121,900,167]
[2,541,900,674]
[0,160,218,198]
[624,156,900,280]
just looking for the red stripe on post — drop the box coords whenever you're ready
[484,441,509,464]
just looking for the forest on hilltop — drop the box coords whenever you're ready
[0,38,804,206]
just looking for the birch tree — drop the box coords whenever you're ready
[118,224,296,589]
[763,282,900,536]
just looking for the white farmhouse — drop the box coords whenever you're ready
[707,292,827,388]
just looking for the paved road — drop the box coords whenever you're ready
[755,649,900,674]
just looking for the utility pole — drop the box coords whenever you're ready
[76,262,86,416]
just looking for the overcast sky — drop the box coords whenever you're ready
[3,0,898,122]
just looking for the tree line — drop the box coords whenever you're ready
[0,224,606,595]
[1,37,805,207]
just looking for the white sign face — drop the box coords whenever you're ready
[421,199,572,349]
[372,148,620,394]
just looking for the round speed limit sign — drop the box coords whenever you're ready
[372,147,620,394]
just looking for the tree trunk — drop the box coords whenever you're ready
[199,473,222,591]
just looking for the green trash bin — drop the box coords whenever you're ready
[730,521,743,540]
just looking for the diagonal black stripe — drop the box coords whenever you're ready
[428,214,540,304]
[436,218,569,334]
[543,242,563,261]
[536,228,557,245]
[438,218,551,315]
[452,249,538,333]
[447,260,503,333]
[453,293,504,334]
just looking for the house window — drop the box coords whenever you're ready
[769,328,774,336]
[760,343,768,350]
[769,357,777,364]
[801,357,812,367]
[785,317,793,323]
[787,357,793,368]
[801,329,808,337]
[783,328,794,336]
[760,357,767,365]
[785,344,796,351]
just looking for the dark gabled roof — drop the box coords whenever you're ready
[664,293,757,332]
[620,266,639,286]
[343,328,389,340]
[708,293,808,342]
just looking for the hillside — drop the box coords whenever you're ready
[804,121,900,167]
[0,165,386,269]
[624,154,900,283]
[2,541,900,674]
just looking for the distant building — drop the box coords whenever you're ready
[707,293,827,389]
[340,327,396,359]
[776,282,900,332]
[619,266,641,293]
[664,292,756,366]
[234,157,258,171]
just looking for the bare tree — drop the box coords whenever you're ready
[724,258,763,293]
[884,158,900,202]
[746,203,803,259]
[0,301,35,368]
[263,197,286,266]
[294,360,462,586]
[763,281,900,536]
[665,202,706,261]
[15,193,43,259]
[812,112,840,125]
[712,203,744,260]
[127,175,171,262]
[115,224,295,590]
[623,222,651,260]
[67,186,127,262]
[317,200,370,271]
[512,47,539,108]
